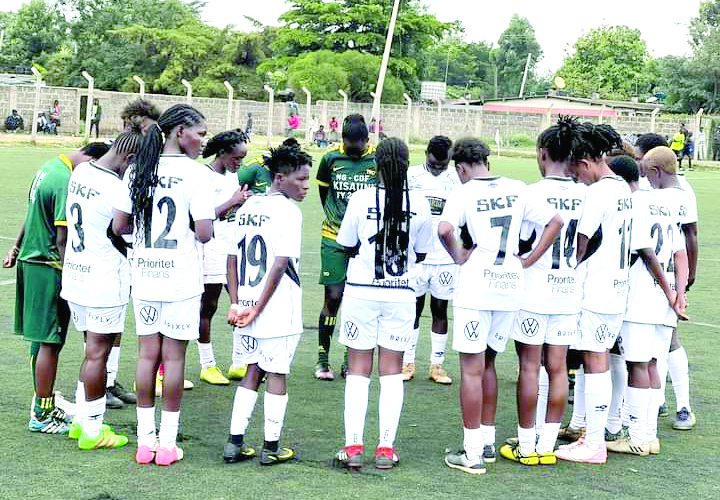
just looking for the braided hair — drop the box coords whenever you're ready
[537,116,583,162]
[112,122,143,156]
[264,145,313,179]
[571,122,622,162]
[129,104,205,236]
[374,137,410,278]
[202,129,247,158]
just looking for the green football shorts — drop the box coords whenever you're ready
[14,261,69,345]
[319,237,350,286]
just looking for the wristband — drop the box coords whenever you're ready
[230,304,241,312]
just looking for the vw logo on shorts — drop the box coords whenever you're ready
[464,321,480,341]
[139,306,158,325]
[241,335,258,353]
[521,318,540,338]
[438,271,454,286]
[595,324,610,343]
[344,321,359,340]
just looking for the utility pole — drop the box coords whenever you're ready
[519,53,532,98]
[370,0,401,144]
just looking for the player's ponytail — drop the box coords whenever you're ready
[202,129,247,158]
[572,122,622,162]
[130,104,205,237]
[375,137,410,278]
[537,115,582,163]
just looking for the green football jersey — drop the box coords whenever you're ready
[316,145,377,242]
[17,155,72,268]
[237,156,273,194]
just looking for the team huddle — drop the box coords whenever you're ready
[7,100,698,474]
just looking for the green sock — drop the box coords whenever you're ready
[318,314,336,365]
[33,394,55,417]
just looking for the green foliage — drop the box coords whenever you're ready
[420,37,494,99]
[558,26,657,101]
[0,0,67,67]
[495,15,542,98]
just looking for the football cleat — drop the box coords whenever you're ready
[401,363,416,382]
[314,362,335,381]
[538,451,557,465]
[135,444,157,465]
[499,442,539,466]
[200,366,230,386]
[606,437,649,456]
[604,428,624,442]
[444,450,486,475]
[108,382,137,404]
[260,447,295,466]
[429,364,452,385]
[374,447,399,470]
[226,364,248,380]
[223,440,256,463]
[648,438,660,455]
[155,446,184,466]
[556,441,607,464]
[658,403,669,417]
[28,413,69,434]
[482,444,496,463]
[105,388,125,409]
[672,407,696,430]
[335,444,365,469]
[558,426,585,442]
[69,421,111,440]
[78,427,128,450]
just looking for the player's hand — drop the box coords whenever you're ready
[454,245,475,265]
[228,306,242,326]
[667,289,678,308]
[3,246,18,268]
[235,306,259,328]
[674,293,690,321]
[231,185,252,206]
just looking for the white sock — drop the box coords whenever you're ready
[159,410,180,449]
[378,374,404,448]
[136,406,156,447]
[625,387,649,446]
[536,365,549,434]
[463,427,483,461]
[656,355,668,406]
[403,328,419,364]
[668,347,691,411]
[646,388,661,442]
[264,392,289,443]
[621,399,630,428]
[584,371,612,448]
[231,330,244,367]
[569,367,586,429]
[480,424,496,447]
[106,346,120,388]
[344,375,370,446]
[536,422,561,454]
[84,396,106,438]
[73,381,86,427]
[430,332,448,365]
[607,353,626,434]
[518,425,536,455]
[197,341,217,369]
[230,386,258,436]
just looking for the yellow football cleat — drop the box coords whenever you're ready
[200,366,230,386]
[429,364,452,385]
[227,364,248,380]
[401,363,416,381]
[499,442,539,466]
[538,451,557,465]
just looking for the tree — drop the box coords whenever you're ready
[495,15,542,98]
[0,0,67,67]
[557,26,657,101]
[420,37,494,99]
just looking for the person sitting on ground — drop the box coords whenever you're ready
[314,125,329,147]
[5,110,24,132]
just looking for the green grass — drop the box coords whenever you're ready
[0,144,718,499]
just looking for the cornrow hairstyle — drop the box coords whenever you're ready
[130,104,205,237]
[427,135,453,161]
[342,113,369,141]
[121,98,161,123]
[81,142,111,159]
[571,122,622,162]
[537,115,582,162]
[608,155,639,184]
[264,145,313,180]
[451,137,490,165]
[112,122,143,156]
[374,137,411,279]
[635,133,668,156]
[203,129,247,158]
[282,137,300,148]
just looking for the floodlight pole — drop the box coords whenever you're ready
[694,107,704,160]
[403,93,412,144]
[370,0,401,144]
[181,79,193,104]
[30,67,42,144]
[302,86,312,143]
[650,108,660,133]
[338,89,348,121]
[132,75,145,98]
[519,53,532,98]
[264,84,275,147]
[82,71,94,140]
[224,81,234,130]
[434,98,442,135]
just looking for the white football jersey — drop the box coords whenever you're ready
[115,155,215,302]
[407,164,460,265]
[624,188,687,327]
[576,176,633,314]
[62,161,130,307]
[440,176,557,311]
[336,187,433,303]
[232,193,303,338]
[204,166,239,262]
[677,174,698,224]
[520,177,586,314]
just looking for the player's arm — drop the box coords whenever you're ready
[316,154,331,206]
[194,219,213,244]
[112,209,133,235]
[216,185,251,219]
[576,233,589,264]
[227,254,241,326]
[681,222,698,290]
[56,226,68,264]
[235,256,289,328]
[3,222,25,268]
[637,248,674,305]
[673,249,689,319]
[520,214,563,268]
[438,221,473,265]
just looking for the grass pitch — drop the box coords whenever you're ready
[0,143,718,499]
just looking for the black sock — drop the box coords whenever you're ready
[264,440,279,452]
[230,434,244,445]
[318,314,336,363]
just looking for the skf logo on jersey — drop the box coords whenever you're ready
[344,321,359,341]
[595,324,610,343]
[241,335,258,354]
[521,318,540,338]
[464,321,480,341]
[438,272,454,286]
[139,306,159,325]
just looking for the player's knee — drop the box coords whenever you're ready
[429,297,448,320]
[200,299,219,319]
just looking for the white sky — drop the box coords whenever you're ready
[1,0,703,73]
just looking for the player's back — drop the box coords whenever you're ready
[576,176,633,315]
[521,176,586,314]
[62,161,129,306]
